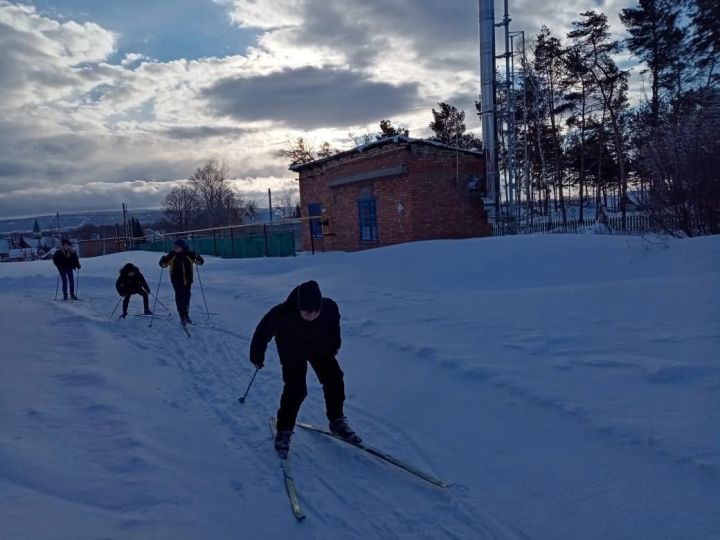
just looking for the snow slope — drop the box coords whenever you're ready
[1,235,718,539]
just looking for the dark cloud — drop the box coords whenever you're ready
[0,161,29,177]
[204,66,420,129]
[162,125,252,140]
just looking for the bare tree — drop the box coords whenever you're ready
[189,160,242,227]
[640,90,720,236]
[276,190,299,218]
[162,185,197,231]
[244,200,259,223]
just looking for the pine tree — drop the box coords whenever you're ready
[534,27,568,224]
[559,45,601,222]
[378,120,408,139]
[569,11,631,229]
[428,103,481,150]
[620,0,685,123]
[686,0,720,89]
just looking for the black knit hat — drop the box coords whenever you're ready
[296,280,322,312]
[174,238,188,250]
[61,238,71,246]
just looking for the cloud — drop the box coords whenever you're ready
[0,1,116,107]
[0,0,639,217]
[205,66,420,129]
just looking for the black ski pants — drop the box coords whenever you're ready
[173,284,192,318]
[122,288,149,314]
[276,356,345,432]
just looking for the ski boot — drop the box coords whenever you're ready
[274,430,293,459]
[119,312,128,319]
[144,308,153,316]
[63,293,68,301]
[70,293,79,300]
[329,417,362,444]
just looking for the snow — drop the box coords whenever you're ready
[1,234,718,539]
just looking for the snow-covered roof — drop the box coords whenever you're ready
[289,135,483,173]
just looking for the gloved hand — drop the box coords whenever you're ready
[76,264,81,270]
[196,255,205,266]
[251,357,264,370]
[159,256,166,267]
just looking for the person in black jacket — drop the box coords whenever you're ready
[159,239,204,324]
[52,239,80,300]
[250,280,361,457]
[116,263,152,318]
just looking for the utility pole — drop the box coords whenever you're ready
[122,202,130,249]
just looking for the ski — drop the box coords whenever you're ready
[296,422,452,489]
[269,419,306,521]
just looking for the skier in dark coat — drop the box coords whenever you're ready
[159,239,204,324]
[250,280,360,457]
[115,263,152,318]
[52,239,80,300]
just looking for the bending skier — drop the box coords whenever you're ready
[159,239,204,324]
[52,239,80,300]
[250,280,361,458]
[115,263,152,318]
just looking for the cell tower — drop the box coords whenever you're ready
[478,0,528,228]
[478,0,499,222]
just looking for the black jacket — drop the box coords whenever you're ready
[53,248,80,272]
[250,287,341,366]
[116,264,150,296]
[159,250,204,288]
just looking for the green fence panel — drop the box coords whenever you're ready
[134,231,295,259]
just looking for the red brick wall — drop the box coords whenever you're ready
[297,142,490,252]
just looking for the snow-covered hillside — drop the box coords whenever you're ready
[1,235,718,539]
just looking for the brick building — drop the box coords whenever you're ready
[292,136,491,252]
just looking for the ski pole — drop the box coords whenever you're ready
[54,274,60,300]
[110,297,122,319]
[195,263,210,320]
[75,268,80,296]
[149,267,164,328]
[238,367,260,404]
[149,291,171,312]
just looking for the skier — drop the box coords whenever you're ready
[250,280,361,457]
[597,204,612,234]
[115,263,152,319]
[52,239,80,300]
[159,239,204,324]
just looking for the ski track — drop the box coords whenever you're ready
[23,280,513,539]
[3,236,719,539]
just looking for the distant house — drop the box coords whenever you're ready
[291,136,491,252]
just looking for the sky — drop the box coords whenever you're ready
[0,0,637,218]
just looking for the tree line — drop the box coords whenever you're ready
[278,102,482,166]
[279,0,718,236]
[502,1,718,234]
